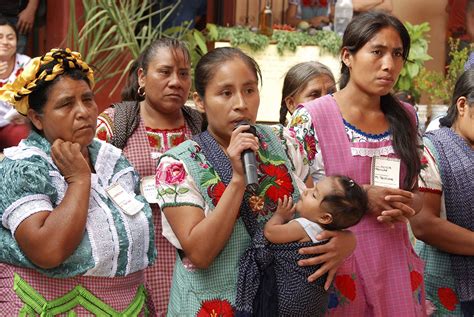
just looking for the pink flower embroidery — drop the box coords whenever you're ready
[156,162,186,186]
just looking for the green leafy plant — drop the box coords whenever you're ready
[394,22,432,103]
[416,38,469,104]
[66,0,208,96]
[207,25,341,56]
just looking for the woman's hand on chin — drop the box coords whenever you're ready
[51,139,91,184]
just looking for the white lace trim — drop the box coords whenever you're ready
[4,141,56,168]
[2,194,52,232]
[84,189,120,277]
[48,170,67,204]
[111,167,135,192]
[112,167,149,275]
[95,142,122,186]
[351,146,395,157]
[122,208,149,275]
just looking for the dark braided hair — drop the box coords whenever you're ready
[338,11,420,190]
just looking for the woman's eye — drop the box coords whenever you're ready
[222,90,232,96]
[372,50,381,55]
[245,88,255,94]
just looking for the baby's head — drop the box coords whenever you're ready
[297,176,368,230]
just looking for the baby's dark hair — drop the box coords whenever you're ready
[319,176,368,230]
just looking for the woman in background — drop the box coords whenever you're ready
[0,17,30,151]
[411,69,474,316]
[96,38,203,315]
[279,61,336,125]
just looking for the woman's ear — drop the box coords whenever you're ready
[284,96,296,114]
[27,108,43,131]
[319,213,333,225]
[137,67,145,88]
[341,48,352,68]
[456,96,468,117]
[193,92,205,113]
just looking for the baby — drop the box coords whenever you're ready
[265,175,368,245]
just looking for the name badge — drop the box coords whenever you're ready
[106,183,144,216]
[371,156,401,189]
[140,175,158,203]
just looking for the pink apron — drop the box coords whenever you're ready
[304,95,426,316]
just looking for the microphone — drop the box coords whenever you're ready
[234,120,259,194]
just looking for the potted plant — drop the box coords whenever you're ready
[416,38,470,106]
[66,0,208,97]
[394,21,432,104]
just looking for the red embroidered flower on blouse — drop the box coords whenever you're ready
[147,134,159,148]
[334,274,356,301]
[171,133,186,147]
[259,163,294,202]
[96,129,107,141]
[410,271,423,292]
[438,287,459,311]
[197,299,234,317]
[156,162,187,186]
[304,134,317,161]
[15,67,24,77]
[208,181,226,206]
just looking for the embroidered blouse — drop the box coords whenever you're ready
[96,108,193,155]
[419,137,446,218]
[0,132,156,278]
[0,53,31,127]
[289,105,393,182]
[157,125,309,249]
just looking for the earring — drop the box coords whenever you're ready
[137,86,146,97]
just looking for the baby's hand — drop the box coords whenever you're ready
[275,195,296,222]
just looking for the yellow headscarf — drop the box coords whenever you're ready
[0,48,94,115]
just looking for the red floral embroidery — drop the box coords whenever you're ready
[438,287,459,311]
[208,181,226,206]
[147,134,159,148]
[304,134,317,161]
[420,155,429,170]
[0,82,4,88]
[302,0,312,6]
[410,271,423,292]
[171,134,185,147]
[96,129,107,141]
[259,164,293,202]
[334,274,356,301]
[15,67,24,77]
[420,155,428,165]
[197,299,234,317]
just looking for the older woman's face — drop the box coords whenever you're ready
[138,47,191,114]
[0,24,17,60]
[29,76,98,149]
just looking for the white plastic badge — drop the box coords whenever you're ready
[106,183,144,216]
[371,156,401,189]
[140,176,158,203]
